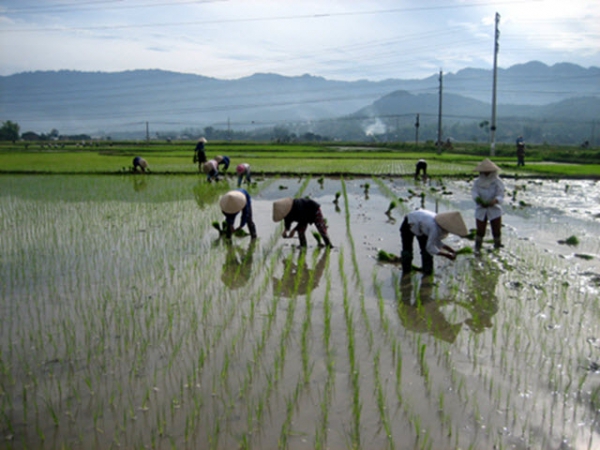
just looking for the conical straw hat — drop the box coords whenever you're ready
[214,155,224,163]
[474,158,500,172]
[272,198,293,222]
[198,137,207,143]
[435,211,468,237]
[203,160,216,173]
[220,190,247,214]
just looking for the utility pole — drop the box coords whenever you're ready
[490,12,500,156]
[145,121,150,142]
[415,113,420,146]
[436,70,443,154]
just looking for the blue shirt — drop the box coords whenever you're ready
[224,189,252,228]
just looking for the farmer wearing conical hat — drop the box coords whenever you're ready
[273,197,333,248]
[219,189,257,239]
[214,155,231,172]
[193,137,207,169]
[203,159,220,182]
[236,163,252,187]
[415,159,427,181]
[400,209,468,275]
[132,156,149,173]
[472,158,505,252]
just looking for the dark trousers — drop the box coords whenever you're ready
[400,217,434,275]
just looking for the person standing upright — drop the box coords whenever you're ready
[193,137,208,170]
[516,136,525,166]
[472,158,505,252]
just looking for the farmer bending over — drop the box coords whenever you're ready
[236,163,252,187]
[215,155,230,172]
[400,210,467,276]
[203,159,220,182]
[273,197,333,248]
[132,156,149,173]
[415,159,427,180]
[220,189,257,239]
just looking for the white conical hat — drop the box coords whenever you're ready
[435,211,468,237]
[272,198,293,222]
[198,137,207,143]
[220,190,247,214]
[203,160,217,173]
[474,158,500,172]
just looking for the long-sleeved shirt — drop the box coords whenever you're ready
[471,175,505,221]
[406,209,448,255]
[284,198,320,233]
[223,189,252,229]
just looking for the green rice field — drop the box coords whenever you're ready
[1,168,600,449]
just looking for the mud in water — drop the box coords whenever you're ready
[1,174,600,449]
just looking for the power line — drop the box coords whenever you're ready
[1,0,543,32]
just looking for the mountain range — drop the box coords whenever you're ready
[0,61,598,141]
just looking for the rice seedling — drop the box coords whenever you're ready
[1,174,598,449]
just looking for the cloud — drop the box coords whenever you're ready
[0,0,598,79]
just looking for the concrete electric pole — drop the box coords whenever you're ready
[490,12,500,156]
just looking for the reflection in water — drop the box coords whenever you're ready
[272,248,328,297]
[398,276,463,343]
[220,240,257,289]
[192,180,227,210]
[132,175,148,192]
[458,258,500,333]
[397,257,500,342]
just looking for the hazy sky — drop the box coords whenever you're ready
[1,0,599,80]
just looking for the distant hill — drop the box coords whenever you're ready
[0,62,598,136]
[354,90,600,123]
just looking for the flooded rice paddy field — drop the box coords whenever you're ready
[1,175,600,450]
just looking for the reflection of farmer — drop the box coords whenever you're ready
[203,159,220,182]
[221,240,257,289]
[415,159,427,180]
[132,176,148,192]
[516,136,525,166]
[236,163,252,187]
[397,276,462,343]
[273,197,333,248]
[472,159,505,252]
[193,137,207,168]
[219,189,257,239]
[132,156,149,173]
[214,155,230,172]
[192,181,222,209]
[461,258,499,333]
[400,210,468,275]
[272,248,328,297]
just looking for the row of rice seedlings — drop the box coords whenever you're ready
[336,244,381,448]
[341,179,374,349]
[2,178,236,446]
[211,179,315,448]
[314,256,335,449]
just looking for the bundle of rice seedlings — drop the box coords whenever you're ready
[377,249,401,263]
[385,201,397,215]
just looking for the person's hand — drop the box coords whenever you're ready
[282,230,288,238]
